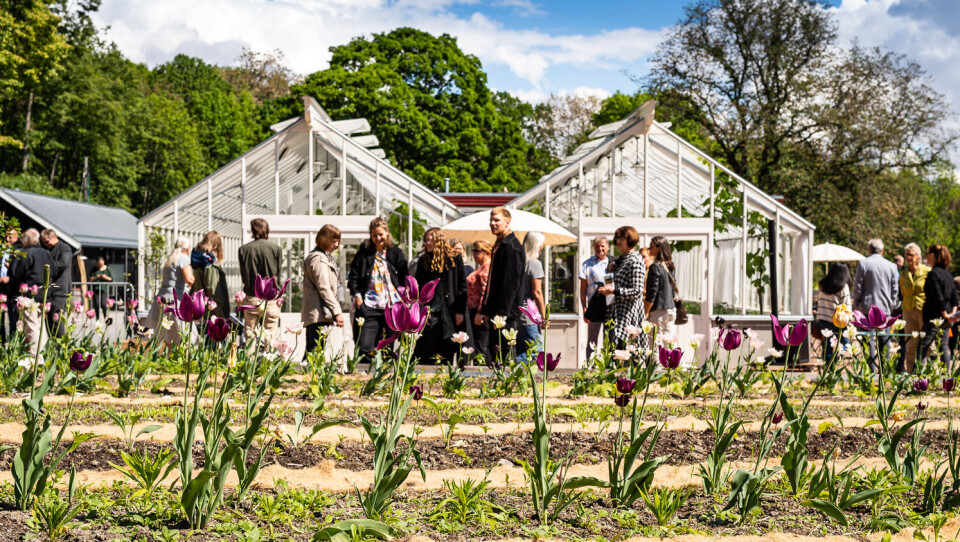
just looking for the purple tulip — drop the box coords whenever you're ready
[772,411,784,425]
[614,394,631,408]
[771,315,809,347]
[536,351,561,372]
[616,377,636,394]
[518,298,545,326]
[207,317,230,343]
[917,401,928,411]
[69,350,92,372]
[914,378,929,393]
[377,333,399,350]
[721,328,742,351]
[170,290,208,322]
[397,276,439,305]
[944,378,956,393]
[409,384,423,401]
[254,274,290,302]
[385,301,428,335]
[658,345,682,369]
[852,305,899,332]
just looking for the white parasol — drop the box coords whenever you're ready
[442,209,577,246]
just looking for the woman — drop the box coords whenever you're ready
[467,240,493,361]
[347,217,408,365]
[919,244,960,368]
[517,231,546,362]
[450,238,474,276]
[145,237,194,342]
[598,226,646,351]
[815,262,851,363]
[190,231,230,320]
[645,235,677,337]
[413,228,467,364]
[302,225,344,360]
[89,256,113,319]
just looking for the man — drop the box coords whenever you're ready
[898,243,928,373]
[894,254,905,271]
[476,207,525,358]
[238,218,282,341]
[852,238,900,371]
[41,229,71,338]
[0,228,22,340]
[579,236,610,360]
[9,229,57,354]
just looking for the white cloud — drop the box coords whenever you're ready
[90,0,663,90]
[508,86,612,104]
[831,0,960,164]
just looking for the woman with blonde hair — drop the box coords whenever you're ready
[517,231,546,362]
[347,217,408,365]
[466,239,493,360]
[190,231,229,319]
[145,236,195,341]
[302,224,344,359]
[414,227,467,364]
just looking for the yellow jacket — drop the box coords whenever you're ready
[899,264,930,311]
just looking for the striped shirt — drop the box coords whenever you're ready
[816,285,850,322]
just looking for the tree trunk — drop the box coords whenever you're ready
[48,150,60,183]
[21,89,34,172]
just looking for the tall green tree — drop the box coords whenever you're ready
[280,28,547,192]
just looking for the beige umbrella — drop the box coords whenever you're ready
[812,243,864,262]
[442,209,576,246]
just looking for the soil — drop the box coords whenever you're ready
[0,426,941,475]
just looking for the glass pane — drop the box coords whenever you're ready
[671,240,703,315]
[548,245,577,314]
[276,237,306,314]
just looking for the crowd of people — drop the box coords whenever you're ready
[142,207,685,365]
[814,238,960,373]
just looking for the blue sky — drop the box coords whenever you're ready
[91,0,958,158]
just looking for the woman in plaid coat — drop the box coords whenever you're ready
[597,226,647,350]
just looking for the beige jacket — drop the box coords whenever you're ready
[301,249,342,324]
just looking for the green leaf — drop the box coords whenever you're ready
[802,499,848,526]
[817,421,836,434]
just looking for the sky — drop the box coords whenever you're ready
[90,0,959,156]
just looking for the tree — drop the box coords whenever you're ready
[0,0,70,156]
[220,48,299,105]
[649,0,956,247]
[283,28,547,193]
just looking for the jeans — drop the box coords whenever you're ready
[517,323,542,363]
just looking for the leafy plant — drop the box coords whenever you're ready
[641,487,691,527]
[312,519,394,542]
[106,410,163,450]
[29,468,85,542]
[429,477,507,532]
[111,447,176,499]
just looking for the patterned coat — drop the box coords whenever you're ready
[607,250,647,348]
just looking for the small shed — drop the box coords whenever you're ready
[0,188,138,290]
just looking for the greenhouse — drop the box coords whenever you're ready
[138,97,814,366]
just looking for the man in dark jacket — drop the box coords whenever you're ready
[238,218,283,341]
[476,207,525,359]
[41,229,71,338]
[10,229,57,353]
[0,228,22,341]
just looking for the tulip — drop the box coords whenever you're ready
[536,351,561,372]
[409,384,423,401]
[19,284,28,294]
[30,285,39,296]
[127,299,138,310]
[355,317,366,328]
[0,294,6,304]
[235,291,245,304]
[913,378,929,393]
[625,325,642,337]
[616,377,636,394]
[491,315,507,329]
[772,411,784,425]
[770,315,809,347]
[207,317,230,342]
[207,300,218,312]
[169,290,208,322]
[518,298,545,326]
[0,303,6,313]
[613,350,631,361]
[73,301,83,314]
[44,302,51,313]
[126,315,136,325]
[943,378,955,392]
[254,274,290,302]
[451,331,469,344]
[658,345,682,369]
[106,298,115,308]
[917,401,928,411]
[285,325,304,335]
[385,301,429,335]
[832,304,853,329]
[69,350,92,372]
[721,328,742,351]
[891,410,906,422]
[851,305,899,331]
[397,276,439,305]
[614,394,631,408]
[689,333,705,349]
[84,290,94,300]
[85,309,95,319]
[462,347,474,355]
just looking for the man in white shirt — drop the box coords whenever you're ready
[579,237,610,360]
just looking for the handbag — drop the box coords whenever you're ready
[663,265,689,326]
[584,288,607,322]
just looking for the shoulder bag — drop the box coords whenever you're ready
[663,265,689,326]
